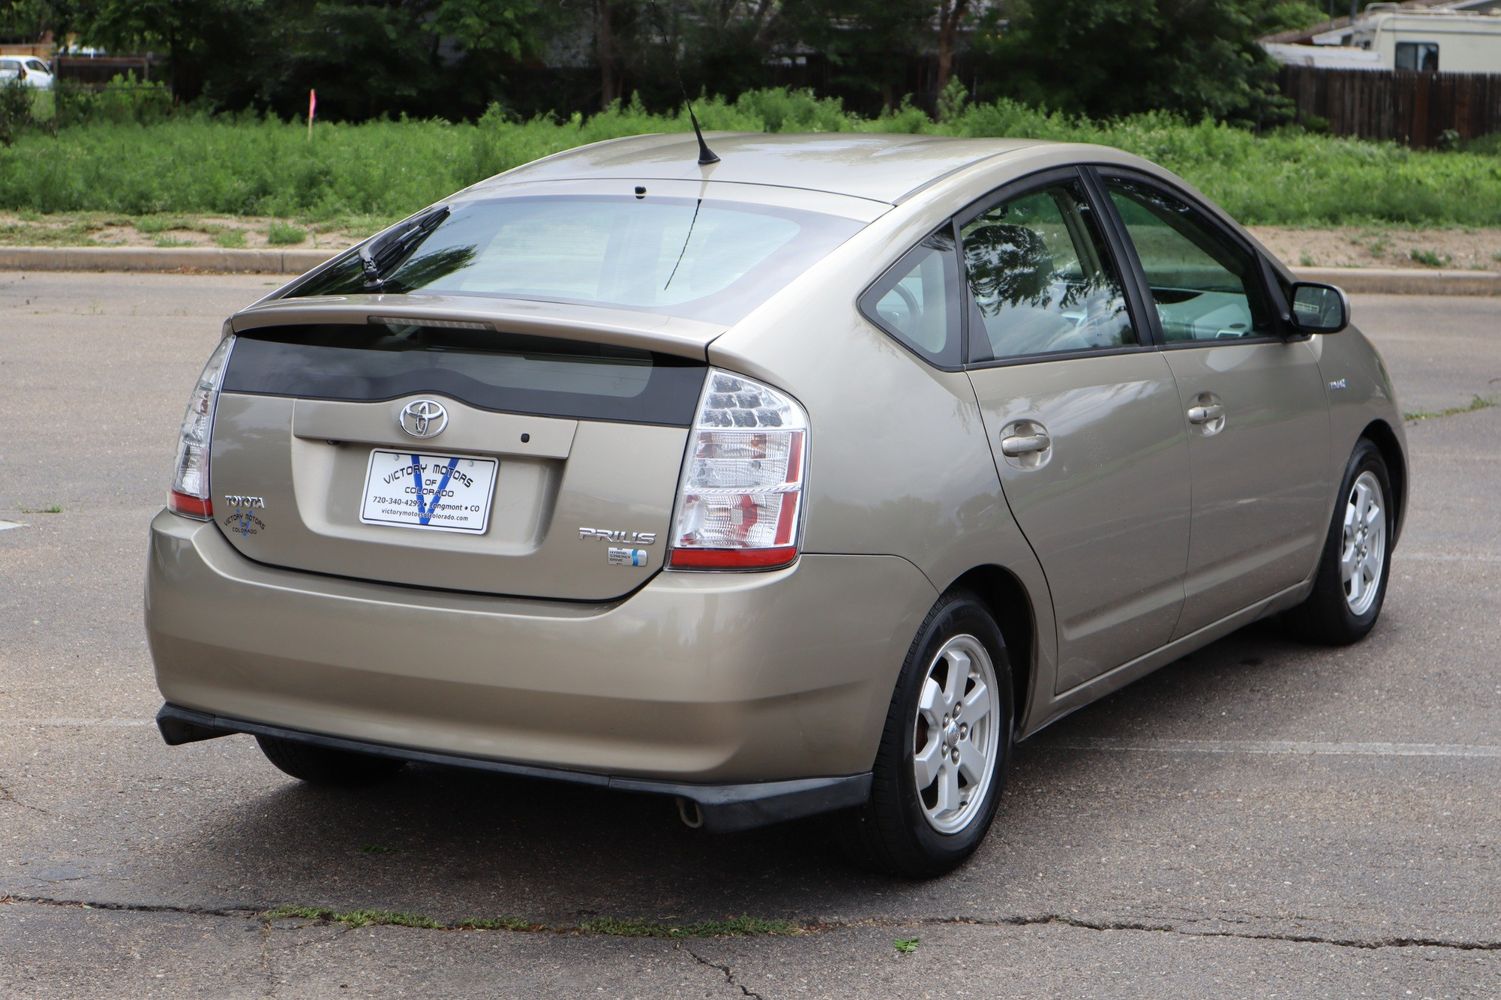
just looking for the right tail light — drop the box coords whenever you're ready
[668,369,808,570]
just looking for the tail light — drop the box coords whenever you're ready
[668,369,808,570]
[168,336,235,519]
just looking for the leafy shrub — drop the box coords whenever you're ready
[55,75,174,128]
[0,81,34,146]
[2,88,1499,227]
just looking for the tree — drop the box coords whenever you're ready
[982,0,1309,124]
[933,0,969,98]
[0,0,71,43]
[781,0,929,110]
[64,0,555,118]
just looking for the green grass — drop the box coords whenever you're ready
[575,915,800,938]
[266,221,307,245]
[0,221,97,246]
[1408,248,1451,268]
[19,504,63,514]
[1404,395,1496,423]
[132,215,196,235]
[262,906,800,937]
[212,228,247,248]
[893,937,920,954]
[264,906,443,929]
[2,90,1500,227]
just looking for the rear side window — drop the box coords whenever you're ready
[290,196,863,326]
[223,324,707,426]
[960,179,1137,362]
[858,230,963,368]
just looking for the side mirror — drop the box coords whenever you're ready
[1288,282,1349,335]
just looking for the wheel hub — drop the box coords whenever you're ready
[1340,470,1387,617]
[912,634,1001,835]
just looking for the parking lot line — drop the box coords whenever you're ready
[1044,737,1501,758]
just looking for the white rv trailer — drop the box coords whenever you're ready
[1349,6,1501,73]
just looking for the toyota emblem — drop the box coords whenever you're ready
[398,399,448,438]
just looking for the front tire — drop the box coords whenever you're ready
[840,590,1013,878]
[1285,438,1394,645]
[255,735,406,786]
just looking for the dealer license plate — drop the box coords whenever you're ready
[359,450,498,534]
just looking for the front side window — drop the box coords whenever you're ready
[960,178,1137,362]
[1104,177,1273,343]
[1395,41,1439,72]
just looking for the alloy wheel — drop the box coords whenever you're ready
[911,634,1000,835]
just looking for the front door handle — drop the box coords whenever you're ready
[1000,432,1052,457]
[1187,403,1224,425]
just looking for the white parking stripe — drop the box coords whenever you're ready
[14,719,155,727]
[1045,738,1501,758]
[1399,551,1501,562]
[0,520,24,531]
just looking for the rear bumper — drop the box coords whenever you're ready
[145,510,935,810]
[156,704,871,832]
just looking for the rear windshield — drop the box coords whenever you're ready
[288,196,864,324]
[224,324,706,426]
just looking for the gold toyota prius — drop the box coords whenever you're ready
[146,133,1407,876]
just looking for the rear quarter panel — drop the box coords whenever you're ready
[707,185,1062,738]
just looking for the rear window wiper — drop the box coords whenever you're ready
[359,204,450,291]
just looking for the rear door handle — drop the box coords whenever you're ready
[1187,403,1224,425]
[1000,432,1051,457]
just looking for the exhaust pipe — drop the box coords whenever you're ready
[675,797,704,829]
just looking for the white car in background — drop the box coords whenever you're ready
[0,56,54,89]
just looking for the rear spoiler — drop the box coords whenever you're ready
[229,295,727,361]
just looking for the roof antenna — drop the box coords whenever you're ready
[649,0,720,166]
[687,103,719,166]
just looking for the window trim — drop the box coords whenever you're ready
[1087,166,1295,351]
[955,166,1158,368]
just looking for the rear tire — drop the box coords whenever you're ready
[1285,438,1393,645]
[839,589,1013,878]
[255,735,406,786]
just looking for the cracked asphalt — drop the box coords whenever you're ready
[2,274,1498,998]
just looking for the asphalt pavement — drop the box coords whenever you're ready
[1,273,1498,998]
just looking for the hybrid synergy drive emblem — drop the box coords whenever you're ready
[398,399,448,439]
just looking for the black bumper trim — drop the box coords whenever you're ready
[156,704,871,833]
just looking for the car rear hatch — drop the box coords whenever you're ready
[209,297,718,601]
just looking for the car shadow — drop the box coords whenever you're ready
[182,619,1320,922]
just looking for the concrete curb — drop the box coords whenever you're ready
[0,246,334,275]
[0,246,1498,295]
[1294,266,1501,297]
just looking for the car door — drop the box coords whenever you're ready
[1095,171,1332,638]
[959,169,1191,693]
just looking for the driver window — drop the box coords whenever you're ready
[1104,177,1273,343]
[960,179,1137,362]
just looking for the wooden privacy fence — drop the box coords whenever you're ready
[1280,65,1501,147]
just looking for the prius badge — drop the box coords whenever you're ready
[579,527,656,568]
[399,399,448,438]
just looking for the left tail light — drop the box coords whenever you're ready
[668,369,808,570]
[168,336,235,519]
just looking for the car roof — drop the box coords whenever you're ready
[481,132,1048,206]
